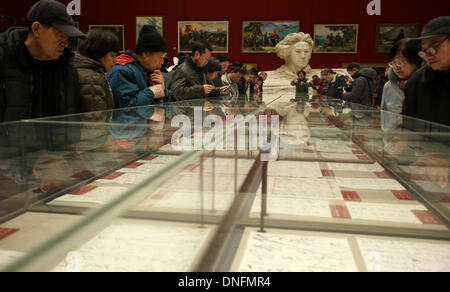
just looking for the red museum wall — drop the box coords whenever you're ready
[2,0,450,71]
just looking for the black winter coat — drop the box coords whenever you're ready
[403,66,450,127]
[0,27,80,123]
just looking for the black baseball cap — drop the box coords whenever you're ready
[26,0,85,38]
[412,16,450,41]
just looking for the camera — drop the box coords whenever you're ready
[337,85,353,92]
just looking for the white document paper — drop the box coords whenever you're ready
[327,162,384,172]
[238,231,358,272]
[346,202,426,224]
[141,190,235,212]
[268,161,323,178]
[335,177,405,190]
[159,174,246,193]
[357,237,450,272]
[140,155,182,165]
[55,186,129,205]
[96,172,154,185]
[0,249,23,270]
[118,163,166,174]
[189,158,255,175]
[251,196,332,218]
[321,153,360,160]
[314,140,354,153]
[52,223,213,272]
[268,177,343,200]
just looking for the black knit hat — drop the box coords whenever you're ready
[135,25,168,54]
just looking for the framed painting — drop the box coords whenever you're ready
[376,23,418,53]
[178,21,228,53]
[89,25,125,52]
[313,24,358,54]
[136,16,163,41]
[242,21,300,53]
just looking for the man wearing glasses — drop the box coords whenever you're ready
[403,16,450,126]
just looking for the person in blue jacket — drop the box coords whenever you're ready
[107,25,169,108]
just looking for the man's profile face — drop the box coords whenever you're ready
[34,23,69,60]
[194,49,211,68]
[421,36,450,71]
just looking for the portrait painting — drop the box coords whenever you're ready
[376,23,418,53]
[178,21,228,53]
[242,21,300,53]
[313,24,358,54]
[89,25,125,52]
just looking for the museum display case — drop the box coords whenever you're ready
[0,95,449,272]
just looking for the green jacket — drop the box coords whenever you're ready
[73,52,115,112]
[291,78,309,98]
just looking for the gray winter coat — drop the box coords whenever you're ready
[171,56,206,101]
[381,68,404,131]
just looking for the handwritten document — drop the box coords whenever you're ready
[346,202,427,224]
[327,163,384,172]
[52,222,213,272]
[55,186,129,205]
[251,196,332,218]
[141,190,235,212]
[96,172,155,185]
[190,158,255,175]
[238,231,358,272]
[357,237,450,272]
[140,155,181,165]
[119,163,166,174]
[268,177,343,200]
[335,177,405,190]
[268,161,323,178]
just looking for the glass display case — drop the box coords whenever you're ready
[0,94,449,272]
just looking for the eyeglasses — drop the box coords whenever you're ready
[389,59,405,67]
[418,37,448,58]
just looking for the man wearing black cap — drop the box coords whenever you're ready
[0,0,85,122]
[403,16,450,126]
[107,25,169,109]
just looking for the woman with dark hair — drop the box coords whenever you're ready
[204,57,230,99]
[73,29,120,112]
[381,38,422,116]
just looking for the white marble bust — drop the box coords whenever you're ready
[273,32,313,80]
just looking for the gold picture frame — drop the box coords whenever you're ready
[313,24,359,54]
[375,23,419,53]
[178,21,229,53]
[89,25,125,52]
